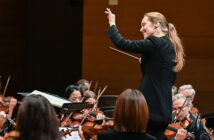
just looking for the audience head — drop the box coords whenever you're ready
[16,95,59,140]
[114,89,149,133]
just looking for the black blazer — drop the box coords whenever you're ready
[185,113,211,140]
[106,25,177,124]
[98,129,157,140]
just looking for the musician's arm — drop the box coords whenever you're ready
[106,25,155,54]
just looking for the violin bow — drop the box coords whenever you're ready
[2,75,11,97]
[94,81,98,93]
[109,47,140,60]
[80,85,108,125]
[174,98,188,123]
[88,80,92,91]
[61,112,74,127]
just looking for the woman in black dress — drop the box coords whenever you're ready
[105,8,185,139]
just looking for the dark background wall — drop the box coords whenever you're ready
[0,0,83,96]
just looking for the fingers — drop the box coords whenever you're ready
[0,111,6,118]
[105,8,113,15]
[96,113,105,120]
[176,129,187,140]
[0,111,6,124]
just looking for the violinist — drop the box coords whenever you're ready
[172,86,178,97]
[83,90,105,120]
[0,111,7,136]
[178,84,195,103]
[77,79,90,96]
[3,95,60,140]
[172,94,211,140]
[79,89,157,140]
[64,85,83,103]
[178,85,201,121]
[0,98,17,137]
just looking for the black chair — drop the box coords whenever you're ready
[98,95,118,118]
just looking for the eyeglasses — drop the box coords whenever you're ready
[173,106,187,113]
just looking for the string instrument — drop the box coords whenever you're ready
[165,123,195,139]
[81,111,113,140]
[192,107,214,137]
[0,130,19,140]
[61,116,80,127]
[59,127,79,137]
[0,75,20,114]
[61,111,81,127]
[0,95,20,114]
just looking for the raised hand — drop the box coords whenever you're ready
[105,8,116,26]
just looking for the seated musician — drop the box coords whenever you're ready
[178,84,195,103]
[83,90,96,104]
[0,111,6,136]
[1,95,60,140]
[178,85,210,132]
[83,90,105,120]
[0,98,17,136]
[64,85,83,103]
[79,89,157,140]
[172,94,211,140]
[77,79,90,96]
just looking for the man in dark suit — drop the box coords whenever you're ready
[172,94,211,140]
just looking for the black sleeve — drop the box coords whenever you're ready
[97,132,107,140]
[197,121,212,140]
[106,25,155,54]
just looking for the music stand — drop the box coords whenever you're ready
[61,102,94,114]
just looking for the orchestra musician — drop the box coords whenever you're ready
[64,85,82,103]
[172,94,211,140]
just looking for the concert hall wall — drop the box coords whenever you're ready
[82,0,214,113]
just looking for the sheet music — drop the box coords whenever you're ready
[59,127,81,140]
[28,90,71,108]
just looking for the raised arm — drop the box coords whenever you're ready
[105,8,155,54]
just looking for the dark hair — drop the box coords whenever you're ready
[16,95,59,140]
[76,79,89,86]
[64,85,82,98]
[77,79,90,93]
[114,89,149,133]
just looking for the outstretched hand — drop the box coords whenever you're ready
[105,8,116,26]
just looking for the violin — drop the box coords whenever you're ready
[0,75,20,115]
[81,111,113,140]
[59,127,79,137]
[82,121,110,140]
[0,95,19,114]
[0,130,19,140]
[165,123,195,139]
[61,111,81,127]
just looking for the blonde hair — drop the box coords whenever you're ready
[145,12,185,72]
